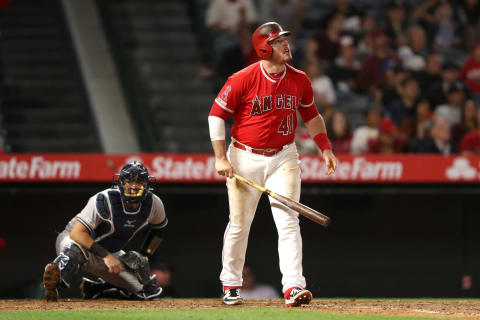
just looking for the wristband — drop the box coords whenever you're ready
[313,133,331,152]
[89,242,109,258]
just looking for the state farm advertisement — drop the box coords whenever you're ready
[1,153,480,183]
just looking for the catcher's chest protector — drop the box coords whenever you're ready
[94,191,153,252]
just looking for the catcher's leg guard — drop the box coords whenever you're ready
[119,251,162,300]
[45,242,87,301]
[43,263,61,302]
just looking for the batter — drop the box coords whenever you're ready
[208,22,337,306]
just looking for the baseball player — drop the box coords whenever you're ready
[208,22,337,306]
[42,161,168,301]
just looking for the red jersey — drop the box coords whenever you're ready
[209,61,319,149]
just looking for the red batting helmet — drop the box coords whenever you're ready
[252,22,292,59]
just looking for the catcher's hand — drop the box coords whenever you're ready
[104,254,122,274]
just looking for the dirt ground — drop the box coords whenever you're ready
[1,299,480,319]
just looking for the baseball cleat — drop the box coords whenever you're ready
[285,287,312,307]
[223,288,243,305]
[43,263,61,302]
[80,277,109,300]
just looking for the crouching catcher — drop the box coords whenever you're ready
[42,161,168,301]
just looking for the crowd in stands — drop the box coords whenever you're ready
[189,0,480,155]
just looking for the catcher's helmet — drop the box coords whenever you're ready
[116,160,152,204]
[252,22,291,59]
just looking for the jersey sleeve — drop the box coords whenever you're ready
[148,195,168,230]
[76,195,102,233]
[209,75,242,120]
[297,75,320,123]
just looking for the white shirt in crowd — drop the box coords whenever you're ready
[351,126,379,154]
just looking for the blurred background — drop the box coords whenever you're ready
[1,0,480,299]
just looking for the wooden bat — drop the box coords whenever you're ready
[233,173,331,227]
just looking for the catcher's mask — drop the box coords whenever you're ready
[115,161,153,204]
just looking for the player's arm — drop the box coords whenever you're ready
[210,126,233,178]
[141,196,169,259]
[140,227,165,259]
[70,221,122,274]
[304,115,337,175]
[305,116,337,175]
[208,79,239,178]
[298,76,337,175]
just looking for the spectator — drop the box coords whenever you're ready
[435,80,469,126]
[410,0,440,27]
[356,15,382,61]
[456,0,480,50]
[451,99,478,147]
[460,107,480,154]
[384,1,409,49]
[326,111,352,154]
[413,97,434,140]
[351,108,381,154]
[412,115,459,154]
[259,0,306,40]
[378,64,410,108]
[206,0,258,90]
[150,262,179,298]
[387,77,420,126]
[322,0,364,36]
[431,2,462,52]
[241,265,280,300]
[326,35,361,92]
[357,30,401,93]
[367,118,401,154]
[413,53,442,92]
[459,43,480,103]
[426,61,460,107]
[397,25,428,72]
[304,59,336,118]
[305,13,344,64]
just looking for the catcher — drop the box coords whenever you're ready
[42,161,168,301]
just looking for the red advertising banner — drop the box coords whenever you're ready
[0,153,479,183]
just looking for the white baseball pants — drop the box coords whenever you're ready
[220,143,306,293]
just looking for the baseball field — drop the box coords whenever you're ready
[1,298,479,320]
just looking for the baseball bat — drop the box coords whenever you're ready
[233,173,331,227]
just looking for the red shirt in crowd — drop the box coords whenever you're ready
[209,61,319,149]
[460,130,480,154]
[459,57,480,94]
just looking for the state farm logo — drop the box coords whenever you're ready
[301,157,403,181]
[445,157,477,180]
[0,156,81,180]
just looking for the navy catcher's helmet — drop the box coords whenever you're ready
[116,160,152,204]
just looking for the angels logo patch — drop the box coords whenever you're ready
[220,86,231,101]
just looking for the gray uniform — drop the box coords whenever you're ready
[55,187,167,293]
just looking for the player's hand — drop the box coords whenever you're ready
[215,158,234,178]
[104,254,122,274]
[322,149,337,176]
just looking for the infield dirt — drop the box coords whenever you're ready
[1,299,480,319]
